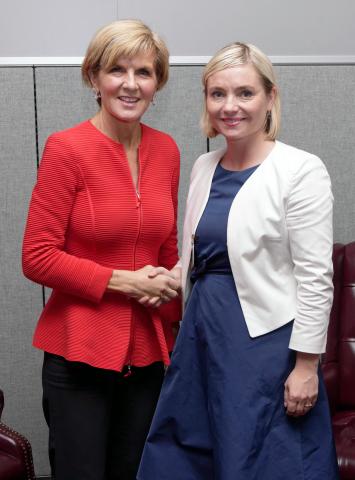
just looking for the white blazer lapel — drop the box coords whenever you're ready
[181,148,225,301]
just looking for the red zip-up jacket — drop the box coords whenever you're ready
[22,120,181,371]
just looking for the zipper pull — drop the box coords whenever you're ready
[124,365,132,378]
[136,190,141,208]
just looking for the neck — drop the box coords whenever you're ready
[92,110,141,149]
[222,134,274,171]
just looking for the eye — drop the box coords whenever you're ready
[137,68,152,77]
[240,89,253,98]
[109,65,124,74]
[210,90,224,99]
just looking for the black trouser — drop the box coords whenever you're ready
[42,352,164,480]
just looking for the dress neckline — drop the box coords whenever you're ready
[217,162,260,174]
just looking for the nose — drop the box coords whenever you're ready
[123,71,138,90]
[223,94,239,113]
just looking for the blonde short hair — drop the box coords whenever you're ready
[201,42,281,140]
[82,19,169,92]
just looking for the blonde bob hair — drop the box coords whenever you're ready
[201,42,281,140]
[82,19,169,92]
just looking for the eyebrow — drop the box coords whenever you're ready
[208,84,255,90]
[136,65,154,70]
[111,59,155,69]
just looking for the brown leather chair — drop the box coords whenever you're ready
[0,389,36,480]
[322,242,355,480]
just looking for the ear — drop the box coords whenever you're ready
[89,71,98,90]
[267,85,277,110]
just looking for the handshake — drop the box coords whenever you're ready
[108,264,181,308]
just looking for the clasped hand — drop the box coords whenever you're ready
[108,265,181,308]
[137,265,181,308]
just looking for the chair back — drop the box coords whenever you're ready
[338,242,355,409]
[322,243,344,412]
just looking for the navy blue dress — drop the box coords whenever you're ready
[137,163,339,479]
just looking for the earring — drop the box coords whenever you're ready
[92,88,101,100]
[266,110,271,121]
[151,95,156,106]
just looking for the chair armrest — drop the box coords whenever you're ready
[0,422,36,479]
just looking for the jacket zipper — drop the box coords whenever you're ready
[124,150,142,377]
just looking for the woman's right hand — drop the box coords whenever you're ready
[137,266,181,308]
[107,265,180,305]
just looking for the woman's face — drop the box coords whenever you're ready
[92,51,158,125]
[206,64,275,143]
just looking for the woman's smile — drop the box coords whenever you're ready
[221,116,245,127]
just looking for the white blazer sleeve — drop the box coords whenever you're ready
[286,154,334,353]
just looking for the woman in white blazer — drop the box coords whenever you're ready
[138,43,339,479]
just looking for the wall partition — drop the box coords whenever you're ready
[0,60,355,476]
[0,67,46,472]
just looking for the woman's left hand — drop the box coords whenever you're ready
[284,352,320,417]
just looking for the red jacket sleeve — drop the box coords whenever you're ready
[22,134,113,303]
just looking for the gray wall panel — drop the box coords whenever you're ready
[276,65,355,243]
[0,68,47,474]
[35,67,98,153]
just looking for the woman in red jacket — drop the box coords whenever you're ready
[22,19,181,480]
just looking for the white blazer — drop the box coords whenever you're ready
[181,141,334,354]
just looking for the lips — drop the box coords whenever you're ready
[118,96,139,104]
[222,117,245,126]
